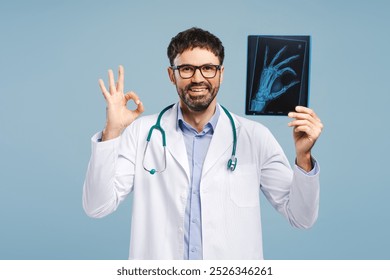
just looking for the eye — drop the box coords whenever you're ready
[202,65,215,71]
[180,65,194,72]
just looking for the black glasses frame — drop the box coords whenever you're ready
[171,64,222,79]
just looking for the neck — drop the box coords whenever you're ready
[180,101,217,133]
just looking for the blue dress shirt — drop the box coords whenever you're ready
[177,105,220,260]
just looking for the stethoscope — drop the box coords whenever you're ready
[143,104,238,175]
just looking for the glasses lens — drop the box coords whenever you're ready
[200,65,217,78]
[179,65,195,78]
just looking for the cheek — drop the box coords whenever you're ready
[175,81,190,92]
[212,79,221,89]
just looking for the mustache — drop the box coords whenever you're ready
[185,82,211,91]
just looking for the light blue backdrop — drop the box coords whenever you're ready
[1,0,389,259]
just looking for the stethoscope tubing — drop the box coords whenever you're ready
[143,104,237,174]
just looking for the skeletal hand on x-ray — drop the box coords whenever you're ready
[250,46,300,112]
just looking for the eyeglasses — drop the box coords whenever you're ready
[171,64,221,79]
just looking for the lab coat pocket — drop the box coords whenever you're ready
[228,164,260,208]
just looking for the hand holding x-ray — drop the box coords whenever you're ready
[98,65,144,141]
[288,106,323,171]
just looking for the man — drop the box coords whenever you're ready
[83,27,323,260]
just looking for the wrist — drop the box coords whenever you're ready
[296,153,312,172]
[102,126,122,141]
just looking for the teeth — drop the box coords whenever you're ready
[190,88,207,92]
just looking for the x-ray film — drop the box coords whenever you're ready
[245,35,310,116]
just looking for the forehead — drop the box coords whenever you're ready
[173,47,220,65]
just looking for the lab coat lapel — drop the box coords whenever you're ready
[163,103,191,182]
[202,105,240,178]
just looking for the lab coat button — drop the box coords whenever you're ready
[191,247,197,252]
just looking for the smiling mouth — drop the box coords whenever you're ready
[189,87,208,93]
[186,82,211,94]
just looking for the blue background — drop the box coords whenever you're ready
[1,0,389,259]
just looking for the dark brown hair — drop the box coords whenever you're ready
[167,27,225,66]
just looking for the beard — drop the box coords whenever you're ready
[177,81,220,112]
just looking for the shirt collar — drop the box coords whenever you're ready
[177,104,220,133]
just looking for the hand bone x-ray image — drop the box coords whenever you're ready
[245,35,310,115]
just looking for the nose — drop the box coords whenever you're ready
[191,67,205,82]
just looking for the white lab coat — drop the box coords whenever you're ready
[83,103,320,260]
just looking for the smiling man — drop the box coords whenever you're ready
[168,47,223,131]
[83,27,323,260]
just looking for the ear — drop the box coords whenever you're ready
[167,67,176,85]
[219,65,225,85]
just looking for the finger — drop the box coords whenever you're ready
[108,69,116,93]
[294,123,322,139]
[116,65,124,93]
[98,79,110,100]
[288,112,317,129]
[289,118,323,135]
[288,119,312,128]
[288,111,323,130]
[124,91,145,115]
[293,125,316,140]
[288,112,315,122]
[294,106,321,122]
[135,100,145,115]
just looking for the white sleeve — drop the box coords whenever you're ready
[260,131,320,229]
[82,127,136,218]
[287,163,320,228]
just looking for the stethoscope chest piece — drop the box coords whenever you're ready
[227,156,237,171]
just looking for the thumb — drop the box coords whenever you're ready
[124,91,144,116]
